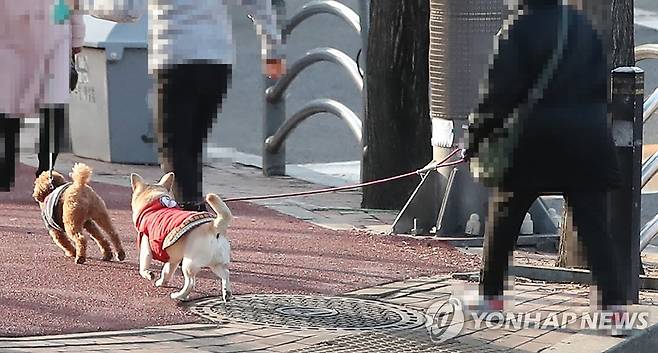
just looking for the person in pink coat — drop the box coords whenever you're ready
[0,0,85,189]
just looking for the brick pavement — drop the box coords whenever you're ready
[1,275,657,352]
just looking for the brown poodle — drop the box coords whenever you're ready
[33,163,126,264]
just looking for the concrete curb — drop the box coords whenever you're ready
[510,265,658,291]
[438,234,560,248]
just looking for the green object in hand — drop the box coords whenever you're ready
[53,0,71,24]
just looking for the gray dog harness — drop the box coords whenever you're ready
[42,182,72,233]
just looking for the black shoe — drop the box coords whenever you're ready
[180,201,208,212]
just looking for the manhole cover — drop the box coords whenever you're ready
[190,294,426,331]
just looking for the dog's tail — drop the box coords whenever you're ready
[70,163,92,186]
[205,193,232,235]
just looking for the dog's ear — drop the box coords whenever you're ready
[157,172,175,192]
[130,173,145,191]
[32,179,49,203]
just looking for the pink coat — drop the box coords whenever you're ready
[0,1,85,115]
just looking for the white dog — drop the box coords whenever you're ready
[130,172,233,301]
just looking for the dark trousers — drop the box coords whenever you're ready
[480,190,625,307]
[154,63,232,203]
[0,115,19,191]
[36,107,65,177]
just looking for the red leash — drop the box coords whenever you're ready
[224,149,466,203]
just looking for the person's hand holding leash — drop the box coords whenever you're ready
[264,58,286,80]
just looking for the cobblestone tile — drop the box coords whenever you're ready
[142,332,193,341]
[513,328,552,338]
[515,341,553,353]
[533,330,576,344]
[217,334,260,344]
[408,298,442,310]
[491,332,534,348]
[386,296,427,305]
[103,335,160,344]
[268,342,310,352]
[294,333,346,345]
[90,344,148,350]
[180,327,248,338]
[257,334,303,347]
[148,324,217,331]
[469,329,510,342]
[284,331,325,338]
[247,328,293,338]
[180,337,229,348]
[203,341,273,353]
[543,333,622,353]
[345,287,401,298]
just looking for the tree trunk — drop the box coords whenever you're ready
[557,0,634,267]
[611,0,635,67]
[361,0,431,210]
[556,206,588,268]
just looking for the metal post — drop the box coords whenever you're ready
[358,0,369,62]
[263,0,287,176]
[610,67,644,304]
[358,0,368,183]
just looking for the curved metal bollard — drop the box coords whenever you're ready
[262,1,364,176]
[266,48,363,103]
[644,87,658,123]
[633,44,658,252]
[265,99,362,154]
[283,0,361,38]
[635,44,658,62]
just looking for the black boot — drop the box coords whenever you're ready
[0,117,19,192]
[36,107,64,178]
[179,201,208,212]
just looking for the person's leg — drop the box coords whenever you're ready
[566,191,625,308]
[157,65,203,204]
[155,63,231,209]
[0,115,20,191]
[180,64,232,210]
[480,189,539,299]
[36,106,65,177]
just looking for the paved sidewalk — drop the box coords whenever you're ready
[2,275,658,352]
[12,152,658,352]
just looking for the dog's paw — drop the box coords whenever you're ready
[74,256,86,265]
[116,250,126,261]
[140,270,154,281]
[170,292,188,301]
[64,251,75,258]
[223,291,233,303]
[101,252,113,261]
[155,278,166,287]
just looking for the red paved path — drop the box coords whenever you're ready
[0,164,480,337]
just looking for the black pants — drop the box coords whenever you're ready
[154,63,232,203]
[480,190,625,307]
[0,115,19,191]
[36,107,65,177]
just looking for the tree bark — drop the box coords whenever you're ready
[611,0,635,67]
[556,206,588,268]
[361,0,431,210]
[557,0,634,267]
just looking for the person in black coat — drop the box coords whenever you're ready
[466,0,625,310]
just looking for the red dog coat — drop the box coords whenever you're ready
[135,196,213,262]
